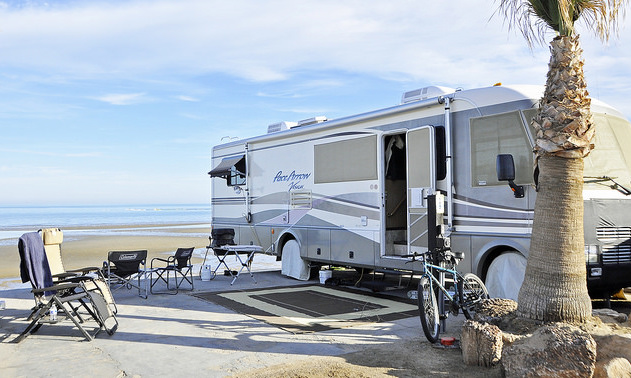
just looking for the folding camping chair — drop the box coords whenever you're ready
[200,228,235,277]
[40,228,117,314]
[150,247,195,294]
[102,250,148,299]
[16,232,118,342]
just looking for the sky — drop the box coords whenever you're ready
[0,0,630,206]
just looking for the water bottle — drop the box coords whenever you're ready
[50,304,57,322]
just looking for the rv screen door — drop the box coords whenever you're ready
[406,126,435,254]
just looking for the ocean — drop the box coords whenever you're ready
[0,204,211,245]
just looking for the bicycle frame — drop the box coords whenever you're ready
[415,249,489,342]
[421,258,462,307]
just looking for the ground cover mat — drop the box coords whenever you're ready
[192,284,418,333]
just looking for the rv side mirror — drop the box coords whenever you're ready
[496,154,516,181]
[496,154,525,198]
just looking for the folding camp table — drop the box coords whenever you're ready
[207,245,263,285]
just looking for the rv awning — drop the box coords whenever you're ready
[208,155,245,178]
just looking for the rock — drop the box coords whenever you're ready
[474,298,542,335]
[461,320,502,367]
[593,333,631,365]
[593,308,628,323]
[501,331,525,346]
[474,298,518,325]
[594,357,631,378]
[501,323,597,378]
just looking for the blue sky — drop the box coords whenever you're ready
[0,0,629,206]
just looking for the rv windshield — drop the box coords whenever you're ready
[584,113,631,193]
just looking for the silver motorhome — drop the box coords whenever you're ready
[209,84,631,300]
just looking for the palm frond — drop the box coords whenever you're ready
[494,0,548,47]
[574,0,628,42]
[494,0,629,46]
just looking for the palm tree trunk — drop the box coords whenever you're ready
[517,155,592,322]
[517,34,593,322]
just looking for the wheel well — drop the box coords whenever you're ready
[479,247,519,282]
[276,233,296,261]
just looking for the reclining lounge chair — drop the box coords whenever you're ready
[40,228,117,314]
[16,231,118,342]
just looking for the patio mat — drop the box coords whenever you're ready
[191,284,418,333]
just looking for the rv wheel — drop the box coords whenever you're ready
[280,239,310,280]
[485,252,526,301]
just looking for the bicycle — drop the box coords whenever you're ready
[412,248,489,343]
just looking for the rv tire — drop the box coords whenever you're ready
[485,251,526,301]
[280,239,310,280]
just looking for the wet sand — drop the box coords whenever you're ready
[0,224,211,287]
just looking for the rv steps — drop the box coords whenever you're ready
[370,268,414,291]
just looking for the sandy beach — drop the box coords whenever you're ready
[1,224,211,288]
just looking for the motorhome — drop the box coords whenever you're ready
[209,84,631,300]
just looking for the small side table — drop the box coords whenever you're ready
[138,268,158,298]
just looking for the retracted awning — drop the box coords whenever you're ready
[208,155,245,178]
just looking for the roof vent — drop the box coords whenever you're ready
[267,121,298,133]
[401,86,455,104]
[297,116,327,127]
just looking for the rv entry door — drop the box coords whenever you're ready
[406,126,436,255]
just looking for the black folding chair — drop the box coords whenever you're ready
[16,232,118,342]
[200,228,235,278]
[102,250,148,299]
[150,247,195,294]
[207,228,236,277]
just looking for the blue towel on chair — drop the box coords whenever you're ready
[18,232,54,296]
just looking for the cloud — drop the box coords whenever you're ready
[0,148,102,158]
[0,2,536,82]
[94,93,147,105]
[276,107,332,115]
[175,95,200,102]
[0,0,628,95]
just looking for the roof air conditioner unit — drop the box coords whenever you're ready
[297,116,327,127]
[401,86,455,104]
[267,121,298,133]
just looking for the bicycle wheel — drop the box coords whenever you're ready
[459,273,489,319]
[417,276,439,343]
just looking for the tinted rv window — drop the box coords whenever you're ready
[435,126,447,181]
[470,111,533,187]
[522,108,538,144]
[314,135,378,183]
[229,158,246,186]
[584,114,631,187]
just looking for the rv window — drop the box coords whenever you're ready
[314,135,378,183]
[229,158,246,186]
[435,126,447,181]
[521,108,538,145]
[208,155,246,186]
[584,114,631,187]
[470,111,533,187]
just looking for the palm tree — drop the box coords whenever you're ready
[496,0,628,322]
